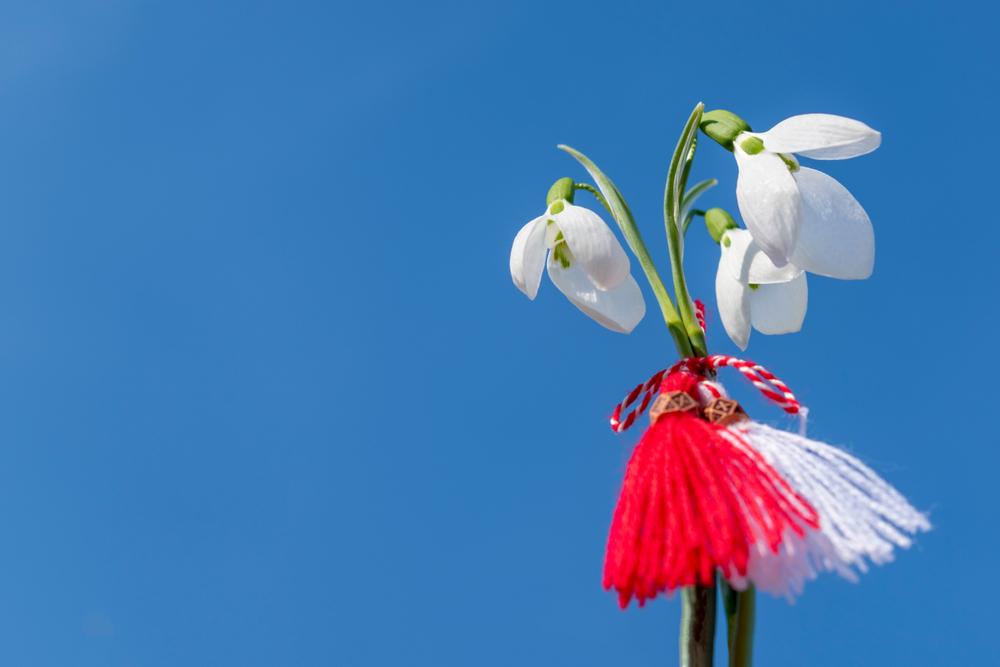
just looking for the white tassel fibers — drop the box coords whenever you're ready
[726,421,930,597]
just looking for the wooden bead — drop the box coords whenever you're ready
[703,397,747,426]
[649,391,699,422]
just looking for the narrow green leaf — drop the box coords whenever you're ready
[661,103,709,357]
[558,144,693,357]
[681,178,717,233]
[666,104,705,229]
[558,145,639,252]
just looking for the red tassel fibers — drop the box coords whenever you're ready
[603,371,819,608]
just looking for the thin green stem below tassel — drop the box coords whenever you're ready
[680,584,717,667]
[721,579,755,667]
[729,588,755,667]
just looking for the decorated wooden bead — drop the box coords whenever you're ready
[703,397,748,426]
[649,390,699,422]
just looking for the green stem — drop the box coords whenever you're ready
[563,134,735,665]
[681,584,717,667]
[729,588,755,667]
[721,578,738,649]
[666,104,721,665]
[628,233,693,358]
[720,579,755,667]
[683,209,706,233]
[663,103,708,357]
[573,182,611,215]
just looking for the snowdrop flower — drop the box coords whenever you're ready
[714,228,806,350]
[711,112,879,276]
[510,181,645,333]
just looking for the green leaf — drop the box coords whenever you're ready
[680,178,717,233]
[661,103,709,357]
[557,145,639,253]
[666,104,705,230]
[558,144,693,357]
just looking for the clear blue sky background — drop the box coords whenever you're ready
[0,1,993,665]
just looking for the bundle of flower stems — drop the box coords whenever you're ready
[509,103,928,666]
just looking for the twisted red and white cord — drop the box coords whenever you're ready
[670,356,801,414]
[608,296,708,433]
[694,299,706,332]
[610,355,801,433]
[609,369,665,433]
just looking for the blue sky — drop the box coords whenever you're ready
[0,0,994,665]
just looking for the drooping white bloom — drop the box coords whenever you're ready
[715,228,806,350]
[733,114,878,276]
[510,200,645,333]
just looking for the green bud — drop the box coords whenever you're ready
[738,136,765,155]
[700,109,752,150]
[705,207,738,244]
[546,177,575,206]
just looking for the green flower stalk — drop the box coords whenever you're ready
[559,105,731,667]
[663,103,709,357]
[562,105,728,667]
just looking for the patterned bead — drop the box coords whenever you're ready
[649,391,699,423]
[703,397,748,426]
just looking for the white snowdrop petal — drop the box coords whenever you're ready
[721,229,802,285]
[748,273,808,335]
[734,146,801,266]
[546,257,645,333]
[552,203,630,290]
[789,167,875,280]
[715,255,751,350]
[509,215,548,299]
[756,114,881,160]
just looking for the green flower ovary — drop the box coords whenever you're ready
[739,136,765,155]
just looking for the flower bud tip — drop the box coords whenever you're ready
[705,208,739,244]
[700,109,752,150]
[546,177,575,206]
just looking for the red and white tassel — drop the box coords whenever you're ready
[603,371,819,607]
[699,380,930,597]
